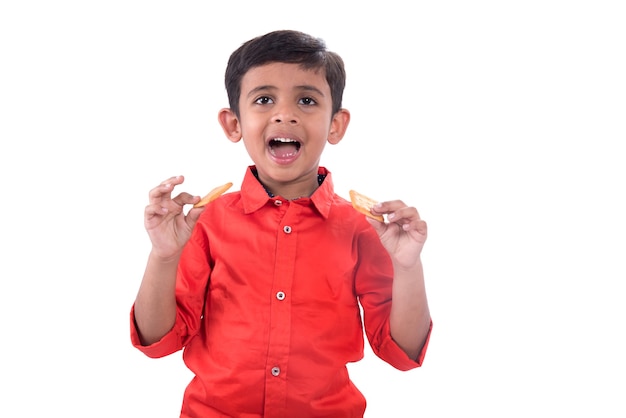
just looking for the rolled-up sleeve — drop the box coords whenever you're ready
[371,318,432,370]
[355,225,432,371]
[130,224,212,359]
[130,306,186,358]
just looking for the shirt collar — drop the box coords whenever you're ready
[240,165,334,219]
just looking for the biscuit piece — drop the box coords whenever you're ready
[193,182,233,208]
[349,190,384,222]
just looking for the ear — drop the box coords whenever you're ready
[327,108,350,145]
[218,108,242,143]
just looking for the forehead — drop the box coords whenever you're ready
[241,62,329,93]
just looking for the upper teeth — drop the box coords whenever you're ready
[273,138,296,143]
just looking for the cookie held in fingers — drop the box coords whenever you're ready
[349,190,384,222]
[193,182,233,208]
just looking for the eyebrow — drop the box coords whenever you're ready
[246,85,326,98]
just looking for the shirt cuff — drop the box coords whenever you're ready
[129,305,182,359]
[379,320,433,371]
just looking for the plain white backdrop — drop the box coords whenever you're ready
[1,1,625,417]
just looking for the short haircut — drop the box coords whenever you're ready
[224,30,346,118]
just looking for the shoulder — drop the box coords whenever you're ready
[195,190,242,226]
[329,192,376,234]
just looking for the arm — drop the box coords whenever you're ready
[133,175,203,345]
[368,201,431,360]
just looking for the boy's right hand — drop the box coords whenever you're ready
[144,175,203,260]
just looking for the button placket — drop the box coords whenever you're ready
[264,204,299,412]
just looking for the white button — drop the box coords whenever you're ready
[283,225,292,233]
[276,291,285,300]
[271,366,280,376]
[274,200,282,206]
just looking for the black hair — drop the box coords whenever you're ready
[224,30,346,118]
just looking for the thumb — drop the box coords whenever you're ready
[365,216,386,233]
[185,207,205,229]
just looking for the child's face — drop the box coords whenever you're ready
[225,62,348,197]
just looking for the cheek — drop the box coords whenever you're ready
[314,122,334,142]
[240,118,266,138]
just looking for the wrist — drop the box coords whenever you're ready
[148,249,183,265]
[392,259,423,277]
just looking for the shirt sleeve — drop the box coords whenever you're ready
[355,224,432,371]
[129,306,187,358]
[129,223,213,359]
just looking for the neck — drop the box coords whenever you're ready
[256,171,325,200]
[267,180,318,200]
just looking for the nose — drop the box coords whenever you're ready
[272,103,299,125]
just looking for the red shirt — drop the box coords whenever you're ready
[131,166,431,417]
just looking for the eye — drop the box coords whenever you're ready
[299,97,317,106]
[254,96,273,105]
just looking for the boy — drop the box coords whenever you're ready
[131,29,432,417]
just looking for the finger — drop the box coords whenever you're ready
[365,215,387,233]
[371,200,410,216]
[145,191,192,221]
[386,206,421,223]
[416,219,428,236]
[159,175,185,187]
[144,203,168,218]
[399,218,428,234]
[172,192,201,207]
[148,184,173,205]
[148,175,186,204]
[145,193,197,223]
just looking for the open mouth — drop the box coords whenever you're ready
[268,137,301,159]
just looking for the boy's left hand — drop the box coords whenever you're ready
[367,200,428,269]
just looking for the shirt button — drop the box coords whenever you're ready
[274,200,282,206]
[276,291,285,300]
[271,366,281,376]
[283,225,292,234]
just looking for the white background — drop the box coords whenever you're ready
[1,1,625,417]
